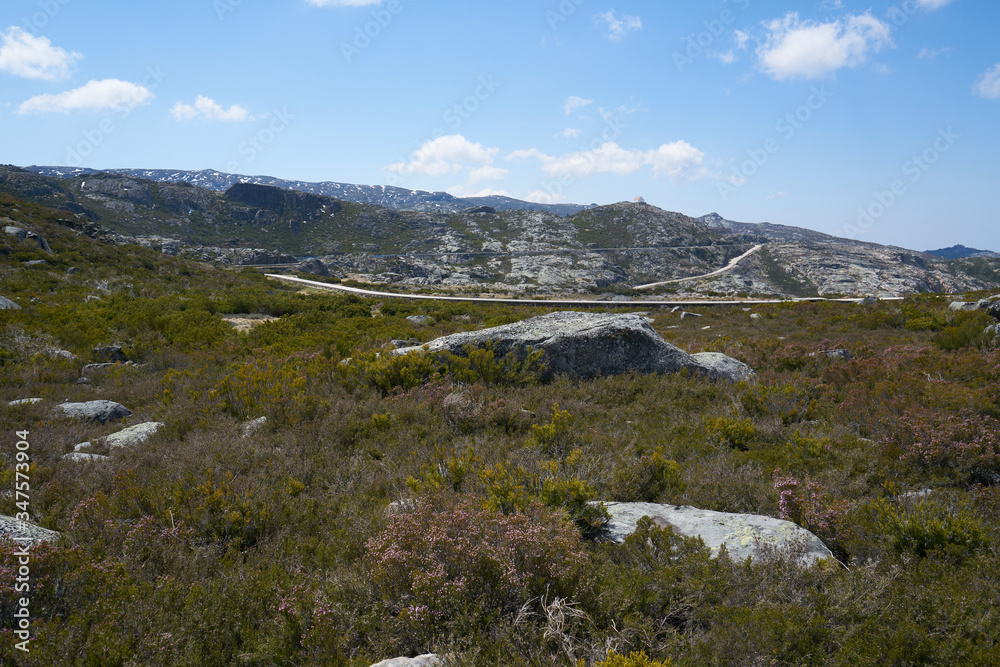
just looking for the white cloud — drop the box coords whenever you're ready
[509,140,705,180]
[596,11,642,41]
[563,96,593,115]
[386,134,501,179]
[916,0,957,9]
[918,47,952,60]
[306,0,381,6]
[0,27,82,81]
[974,64,1000,99]
[525,189,567,205]
[467,165,509,183]
[17,79,153,114]
[562,128,582,139]
[734,30,750,50]
[757,12,893,81]
[767,191,788,199]
[171,96,252,122]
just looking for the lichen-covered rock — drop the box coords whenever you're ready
[81,362,117,375]
[597,502,835,566]
[369,655,443,667]
[689,352,755,382]
[7,398,42,407]
[62,452,110,463]
[395,311,753,382]
[0,515,60,545]
[0,295,20,310]
[242,416,268,437]
[56,400,131,424]
[105,422,163,449]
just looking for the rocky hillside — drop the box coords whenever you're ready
[25,165,593,216]
[4,165,999,298]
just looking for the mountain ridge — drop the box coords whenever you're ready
[25,165,594,217]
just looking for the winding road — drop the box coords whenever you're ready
[265,273,888,308]
[634,244,765,290]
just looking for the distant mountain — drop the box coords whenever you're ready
[6,164,1000,298]
[25,166,593,217]
[925,245,1000,260]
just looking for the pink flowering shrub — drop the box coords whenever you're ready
[773,472,850,546]
[366,495,589,626]
[891,411,1000,483]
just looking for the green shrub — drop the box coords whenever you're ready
[870,498,986,561]
[594,651,673,667]
[704,413,756,450]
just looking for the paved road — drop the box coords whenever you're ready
[266,274,890,308]
[634,245,765,290]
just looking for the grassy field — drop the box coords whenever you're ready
[2,194,1000,665]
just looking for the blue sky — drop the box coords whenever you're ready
[1,0,997,251]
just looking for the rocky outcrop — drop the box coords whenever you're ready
[598,502,835,566]
[298,257,330,276]
[56,400,131,424]
[0,295,20,310]
[369,655,443,667]
[0,515,60,545]
[394,311,754,382]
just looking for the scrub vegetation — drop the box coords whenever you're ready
[2,195,1000,665]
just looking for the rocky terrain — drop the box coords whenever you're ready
[4,165,999,298]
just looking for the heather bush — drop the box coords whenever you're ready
[365,495,589,633]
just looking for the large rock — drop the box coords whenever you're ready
[4,225,27,240]
[56,400,131,424]
[0,515,60,545]
[105,422,163,449]
[0,295,20,310]
[93,344,128,362]
[598,502,835,566]
[370,655,443,667]
[394,311,753,382]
